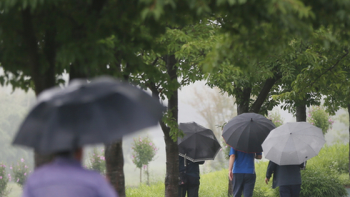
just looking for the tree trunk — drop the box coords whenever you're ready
[164,54,179,197]
[21,8,57,168]
[348,104,350,179]
[296,104,307,122]
[105,140,126,197]
[103,56,129,197]
[140,168,142,185]
[236,87,251,115]
[147,165,150,186]
[250,74,282,114]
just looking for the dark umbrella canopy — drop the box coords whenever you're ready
[12,76,164,154]
[222,113,275,153]
[178,122,221,162]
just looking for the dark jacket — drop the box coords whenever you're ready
[266,161,303,188]
[179,156,204,178]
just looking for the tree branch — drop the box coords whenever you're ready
[250,72,282,113]
[305,49,349,89]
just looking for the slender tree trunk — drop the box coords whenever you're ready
[296,104,307,122]
[105,140,126,197]
[147,165,150,186]
[348,104,350,178]
[140,168,142,185]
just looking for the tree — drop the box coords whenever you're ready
[131,136,158,185]
[131,19,217,196]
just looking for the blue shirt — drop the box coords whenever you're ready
[22,157,118,197]
[229,148,262,174]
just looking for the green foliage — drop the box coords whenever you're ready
[266,110,284,127]
[12,158,30,187]
[126,182,164,197]
[307,106,334,135]
[307,144,348,174]
[299,168,347,197]
[125,143,349,197]
[87,148,106,174]
[131,136,158,169]
[0,163,10,197]
[131,136,158,184]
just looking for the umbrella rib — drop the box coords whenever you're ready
[225,123,248,146]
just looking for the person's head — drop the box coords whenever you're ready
[55,147,83,161]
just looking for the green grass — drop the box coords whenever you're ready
[6,143,350,197]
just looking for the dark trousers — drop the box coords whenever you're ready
[232,173,256,197]
[178,175,200,197]
[279,184,301,197]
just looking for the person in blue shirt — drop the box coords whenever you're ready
[178,156,205,197]
[228,148,262,197]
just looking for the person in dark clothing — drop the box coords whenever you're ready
[178,156,205,197]
[265,161,305,197]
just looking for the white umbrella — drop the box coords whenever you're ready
[262,122,325,165]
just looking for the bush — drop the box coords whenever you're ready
[307,106,333,135]
[12,158,30,187]
[307,144,348,174]
[87,148,106,174]
[266,110,284,127]
[0,163,10,196]
[299,168,347,197]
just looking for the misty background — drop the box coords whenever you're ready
[0,80,348,186]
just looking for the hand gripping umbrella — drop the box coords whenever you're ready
[262,122,325,165]
[12,76,164,154]
[222,113,276,153]
[178,122,221,162]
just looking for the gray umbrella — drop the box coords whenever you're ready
[222,113,275,153]
[262,122,325,165]
[178,122,221,162]
[12,76,164,154]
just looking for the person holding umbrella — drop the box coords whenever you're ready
[177,122,221,197]
[262,122,326,197]
[228,148,262,197]
[178,156,205,197]
[13,77,164,197]
[265,161,304,197]
[223,113,275,197]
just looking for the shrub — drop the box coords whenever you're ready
[266,110,284,127]
[0,163,10,196]
[307,144,348,174]
[299,168,347,197]
[12,158,29,187]
[131,136,158,185]
[307,106,333,135]
[87,148,106,174]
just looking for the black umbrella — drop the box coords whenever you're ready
[222,113,275,153]
[178,122,221,162]
[12,76,164,154]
